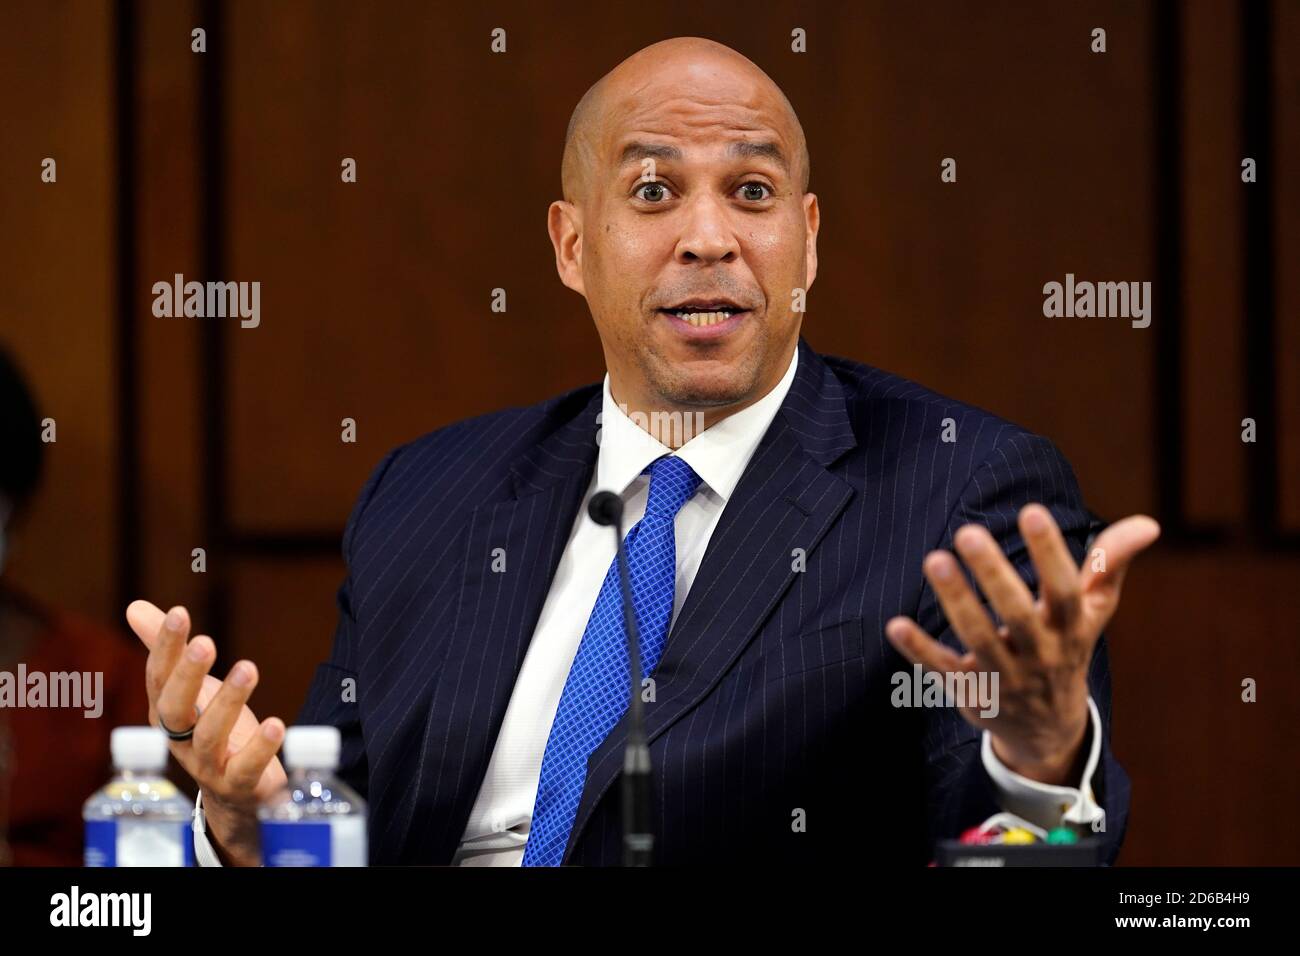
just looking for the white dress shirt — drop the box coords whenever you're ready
[193,345,1104,866]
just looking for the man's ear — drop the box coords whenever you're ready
[548,200,586,297]
[802,192,820,291]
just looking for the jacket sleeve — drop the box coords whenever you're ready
[293,444,406,799]
[916,430,1131,864]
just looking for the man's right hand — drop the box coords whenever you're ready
[125,600,288,867]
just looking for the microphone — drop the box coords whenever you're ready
[588,490,654,866]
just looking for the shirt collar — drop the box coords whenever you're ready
[596,345,800,504]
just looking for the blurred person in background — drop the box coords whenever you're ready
[0,346,147,865]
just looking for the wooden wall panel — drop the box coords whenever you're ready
[227,558,346,727]
[1109,551,1300,865]
[136,0,207,622]
[1182,6,1245,528]
[810,2,1156,522]
[222,1,607,532]
[0,0,116,622]
[1275,1,1300,531]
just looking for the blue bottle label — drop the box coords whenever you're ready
[84,820,116,867]
[84,819,192,866]
[261,821,333,867]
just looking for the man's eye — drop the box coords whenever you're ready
[738,182,772,201]
[634,181,670,202]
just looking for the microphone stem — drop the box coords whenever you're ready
[612,516,653,866]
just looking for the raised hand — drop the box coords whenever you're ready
[885,504,1159,784]
[126,599,287,865]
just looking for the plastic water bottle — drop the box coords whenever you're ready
[258,725,366,866]
[83,726,192,866]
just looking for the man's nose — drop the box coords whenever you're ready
[673,195,739,265]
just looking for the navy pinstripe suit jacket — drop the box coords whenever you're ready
[296,336,1130,865]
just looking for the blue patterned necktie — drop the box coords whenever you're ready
[522,454,702,866]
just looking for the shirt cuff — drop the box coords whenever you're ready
[192,790,225,867]
[980,695,1105,834]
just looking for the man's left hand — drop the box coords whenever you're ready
[885,504,1160,785]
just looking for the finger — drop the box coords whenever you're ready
[1018,505,1081,631]
[885,617,964,673]
[953,524,1042,656]
[886,619,996,726]
[144,606,191,702]
[156,635,215,737]
[125,600,166,650]
[922,551,1015,673]
[191,660,259,776]
[226,718,285,793]
[1080,514,1161,607]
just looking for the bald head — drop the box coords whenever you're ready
[546,36,820,422]
[561,37,810,205]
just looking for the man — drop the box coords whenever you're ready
[127,37,1158,866]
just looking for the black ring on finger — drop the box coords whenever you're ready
[158,705,202,742]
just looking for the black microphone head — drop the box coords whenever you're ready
[588,491,623,526]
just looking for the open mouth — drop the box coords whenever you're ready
[656,300,751,330]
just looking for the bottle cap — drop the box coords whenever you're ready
[283,725,341,771]
[111,726,170,771]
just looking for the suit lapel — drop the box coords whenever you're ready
[395,390,602,863]
[564,339,858,860]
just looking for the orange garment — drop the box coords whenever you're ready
[1,587,149,866]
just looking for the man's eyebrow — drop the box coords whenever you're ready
[618,142,683,166]
[727,140,789,172]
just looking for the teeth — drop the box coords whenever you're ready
[672,309,735,327]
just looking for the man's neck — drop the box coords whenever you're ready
[607,349,796,450]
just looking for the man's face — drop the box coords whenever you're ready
[552,59,818,412]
